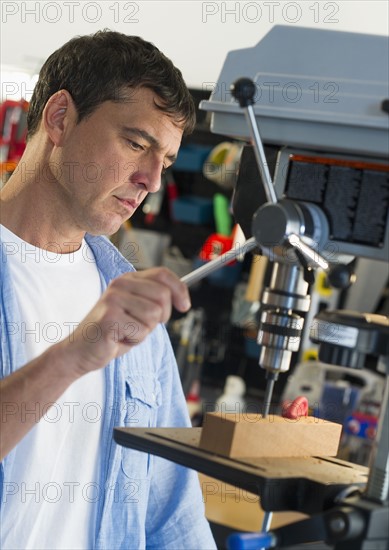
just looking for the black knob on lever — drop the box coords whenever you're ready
[327,263,356,290]
[230,78,257,107]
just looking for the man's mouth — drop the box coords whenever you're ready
[115,197,140,211]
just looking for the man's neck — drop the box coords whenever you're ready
[0,137,85,253]
[0,178,84,254]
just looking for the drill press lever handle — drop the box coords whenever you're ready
[231,78,278,205]
[288,233,356,289]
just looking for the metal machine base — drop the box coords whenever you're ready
[113,427,368,515]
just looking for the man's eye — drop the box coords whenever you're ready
[127,140,144,151]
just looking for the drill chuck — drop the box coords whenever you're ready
[257,263,310,376]
[258,309,304,374]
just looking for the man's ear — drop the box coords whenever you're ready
[42,90,77,145]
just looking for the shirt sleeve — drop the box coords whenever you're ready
[145,325,217,550]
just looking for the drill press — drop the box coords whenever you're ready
[230,77,356,417]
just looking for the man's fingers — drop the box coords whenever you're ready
[108,277,172,323]
[116,267,191,314]
[110,289,171,327]
[144,267,192,312]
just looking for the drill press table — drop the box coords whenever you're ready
[113,427,368,514]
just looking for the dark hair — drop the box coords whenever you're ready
[27,30,195,139]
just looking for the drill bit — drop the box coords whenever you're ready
[262,372,278,418]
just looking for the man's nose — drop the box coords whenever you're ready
[142,157,163,194]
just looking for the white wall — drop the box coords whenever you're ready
[1,0,388,94]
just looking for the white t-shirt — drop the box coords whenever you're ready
[1,224,105,550]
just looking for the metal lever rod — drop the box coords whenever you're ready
[245,104,278,205]
[180,237,257,288]
[288,233,329,271]
[231,78,278,205]
[288,233,356,290]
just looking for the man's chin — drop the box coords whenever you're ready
[86,217,127,238]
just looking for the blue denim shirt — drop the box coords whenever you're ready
[0,234,216,550]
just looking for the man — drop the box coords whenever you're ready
[0,30,216,549]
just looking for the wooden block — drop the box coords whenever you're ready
[199,413,342,458]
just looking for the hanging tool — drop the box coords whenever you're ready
[174,310,197,379]
[181,309,206,397]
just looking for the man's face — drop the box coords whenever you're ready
[51,87,183,236]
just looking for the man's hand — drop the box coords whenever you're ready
[64,267,191,376]
[0,267,190,459]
